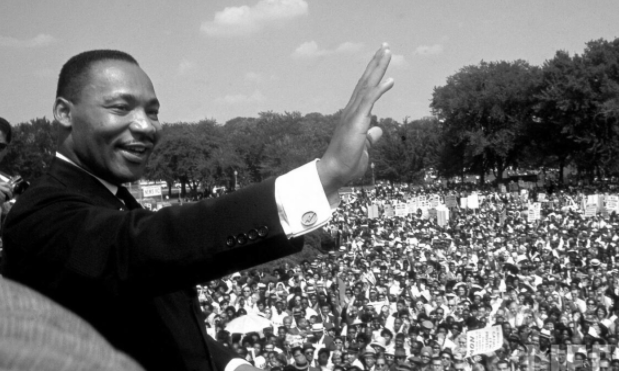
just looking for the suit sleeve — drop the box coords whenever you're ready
[3,177,303,297]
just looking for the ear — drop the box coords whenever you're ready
[53,97,73,129]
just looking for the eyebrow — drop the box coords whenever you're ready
[103,93,160,108]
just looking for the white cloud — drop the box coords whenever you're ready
[390,54,408,67]
[291,40,364,59]
[214,90,266,105]
[291,41,328,58]
[0,34,58,48]
[245,71,263,83]
[414,44,444,56]
[178,59,196,75]
[201,0,308,37]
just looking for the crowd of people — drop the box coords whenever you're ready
[197,180,619,371]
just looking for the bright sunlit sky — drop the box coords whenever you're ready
[1,0,618,125]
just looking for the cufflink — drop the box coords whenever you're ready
[301,211,318,226]
[226,236,236,248]
[248,229,259,241]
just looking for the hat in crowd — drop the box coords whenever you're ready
[421,320,434,330]
[590,259,601,267]
[370,338,387,350]
[311,323,324,333]
[302,343,315,351]
[364,346,377,356]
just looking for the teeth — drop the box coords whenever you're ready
[124,146,146,154]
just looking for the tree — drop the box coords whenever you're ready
[2,117,56,182]
[431,60,541,183]
[534,38,619,180]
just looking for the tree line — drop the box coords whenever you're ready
[3,38,619,193]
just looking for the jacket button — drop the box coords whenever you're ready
[258,226,269,238]
[236,233,248,245]
[248,229,258,241]
[226,236,236,248]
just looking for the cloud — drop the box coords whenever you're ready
[414,43,444,56]
[178,59,196,75]
[291,41,328,58]
[214,90,265,105]
[201,0,308,37]
[291,40,364,59]
[0,34,58,48]
[390,54,408,67]
[245,71,263,83]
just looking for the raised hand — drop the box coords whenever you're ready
[317,43,394,202]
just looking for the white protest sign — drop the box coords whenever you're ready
[436,205,449,227]
[537,193,546,202]
[587,194,599,206]
[142,185,162,198]
[384,204,394,217]
[394,203,407,217]
[466,325,504,357]
[468,193,479,209]
[460,197,468,209]
[607,195,619,213]
[585,204,597,218]
[368,204,380,219]
[528,202,541,222]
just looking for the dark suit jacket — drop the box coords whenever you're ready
[1,159,303,371]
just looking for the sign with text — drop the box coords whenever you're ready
[466,325,503,357]
[528,202,541,222]
[142,185,162,198]
[394,203,407,217]
[368,204,380,219]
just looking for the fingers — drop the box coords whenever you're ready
[347,43,392,109]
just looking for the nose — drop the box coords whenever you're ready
[129,109,160,140]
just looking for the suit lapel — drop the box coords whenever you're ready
[46,158,126,211]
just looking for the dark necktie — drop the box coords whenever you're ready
[116,186,142,210]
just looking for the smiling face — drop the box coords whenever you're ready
[56,59,161,184]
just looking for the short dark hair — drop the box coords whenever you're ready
[56,49,139,103]
[0,117,11,143]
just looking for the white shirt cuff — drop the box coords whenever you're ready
[225,358,250,371]
[275,159,339,238]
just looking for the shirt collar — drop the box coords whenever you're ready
[55,152,118,196]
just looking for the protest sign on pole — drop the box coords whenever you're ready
[468,193,479,209]
[394,203,407,217]
[528,202,541,222]
[367,204,379,219]
[384,204,394,217]
[585,204,597,218]
[607,195,619,214]
[465,325,503,357]
[460,197,468,209]
[436,205,449,227]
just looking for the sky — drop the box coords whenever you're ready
[1,0,618,126]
